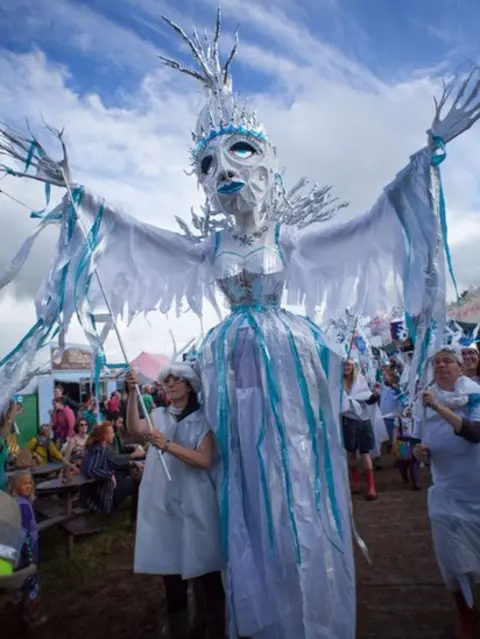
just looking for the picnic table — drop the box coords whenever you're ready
[6,461,65,481]
[35,474,100,556]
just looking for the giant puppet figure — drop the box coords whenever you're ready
[1,10,480,638]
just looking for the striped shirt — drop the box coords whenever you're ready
[80,444,131,514]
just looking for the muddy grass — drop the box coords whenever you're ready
[1,457,477,638]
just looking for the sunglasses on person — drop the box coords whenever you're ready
[162,375,184,385]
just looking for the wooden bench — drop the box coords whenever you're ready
[36,506,90,533]
[35,476,101,555]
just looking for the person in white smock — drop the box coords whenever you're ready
[342,359,381,500]
[126,363,224,639]
[413,346,480,639]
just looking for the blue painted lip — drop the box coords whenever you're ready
[217,180,245,194]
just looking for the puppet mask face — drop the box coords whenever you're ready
[196,132,275,219]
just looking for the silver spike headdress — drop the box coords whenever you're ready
[159,10,267,161]
[158,9,348,241]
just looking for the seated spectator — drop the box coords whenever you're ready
[26,425,66,466]
[110,416,144,459]
[63,419,89,465]
[80,422,142,518]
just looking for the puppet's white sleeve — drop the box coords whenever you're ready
[286,148,438,320]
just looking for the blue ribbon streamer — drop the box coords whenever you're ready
[244,309,301,565]
[30,183,52,219]
[214,313,236,558]
[404,312,416,347]
[24,141,37,172]
[306,319,344,545]
[431,135,460,300]
[278,316,322,514]
[256,408,275,557]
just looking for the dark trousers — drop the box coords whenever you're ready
[164,571,225,638]
[164,571,223,614]
[113,475,138,519]
[396,459,420,486]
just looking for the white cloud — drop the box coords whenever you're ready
[0,1,480,368]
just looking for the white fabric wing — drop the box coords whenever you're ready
[61,188,216,320]
[0,186,216,412]
[286,148,439,320]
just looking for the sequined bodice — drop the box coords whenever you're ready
[213,226,286,308]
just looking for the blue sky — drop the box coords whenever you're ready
[0,0,479,357]
[1,0,479,105]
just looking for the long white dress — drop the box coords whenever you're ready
[134,406,223,579]
[414,377,480,605]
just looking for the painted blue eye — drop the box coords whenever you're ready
[230,141,257,159]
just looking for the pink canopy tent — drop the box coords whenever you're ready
[130,352,170,381]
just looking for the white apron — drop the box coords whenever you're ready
[134,407,224,579]
[416,377,480,604]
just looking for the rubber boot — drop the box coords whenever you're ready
[349,466,361,494]
[452,591,477,639]
[167,610,190,639]
[365,469,378,501]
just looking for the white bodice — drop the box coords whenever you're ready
[212,225,287,308]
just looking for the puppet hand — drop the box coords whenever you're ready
[429,67,480,146]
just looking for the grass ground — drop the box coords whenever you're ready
[1,457,478,638]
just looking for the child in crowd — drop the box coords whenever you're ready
[392,411,421,490]
[9,470,47,628]
[379,367,405,448]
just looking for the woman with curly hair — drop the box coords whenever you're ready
[80,422,142,517]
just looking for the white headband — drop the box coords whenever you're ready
[432,345,463,365]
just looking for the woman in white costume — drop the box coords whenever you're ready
[342,359,380,499]
[413,346,480,638]
[126,363,224,639]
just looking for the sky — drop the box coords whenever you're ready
[0,0,480,365]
